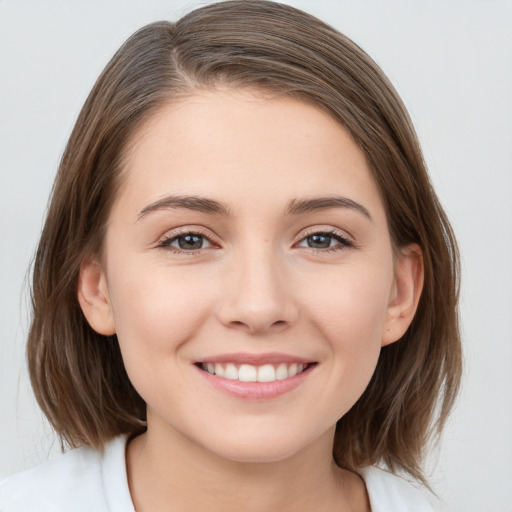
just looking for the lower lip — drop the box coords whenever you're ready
[194,365,315,400]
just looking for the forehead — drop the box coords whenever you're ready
[115,88,384,222]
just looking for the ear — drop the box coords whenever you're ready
[77,259,116,336]
[381,244,424,347]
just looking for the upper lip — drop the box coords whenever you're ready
[196,352,315,365]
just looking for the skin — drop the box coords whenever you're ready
[79,89,423,512]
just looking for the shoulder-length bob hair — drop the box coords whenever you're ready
[28,0,461,485]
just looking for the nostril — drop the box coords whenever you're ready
[226,318,289,334]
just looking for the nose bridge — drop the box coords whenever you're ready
[216,239,298,333]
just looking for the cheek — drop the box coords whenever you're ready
[298,260,393,408]
[302,259,393,344]
[106,263,214,381]
[106,268,217,416]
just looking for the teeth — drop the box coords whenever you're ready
[275,363,288,380]
[202,362,308,382]
[224,363,238,380]
[214,363,225,378]
[257,364,275,382]
[239,364,257,382]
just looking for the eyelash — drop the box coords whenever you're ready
[157,228,353,255]
[158,228,215,255]
[298,228,353,253]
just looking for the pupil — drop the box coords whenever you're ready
[308,234,331,248]
[178,235,203,250]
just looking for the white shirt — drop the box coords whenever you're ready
[0,435,437,511]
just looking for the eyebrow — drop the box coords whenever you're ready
[138,195,232,220]
[138,194,371,221]
[284,196,372,220]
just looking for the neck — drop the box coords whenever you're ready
[126,422,368,512]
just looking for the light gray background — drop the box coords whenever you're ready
[1,1,511,511]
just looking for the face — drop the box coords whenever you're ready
[80,89,419,463]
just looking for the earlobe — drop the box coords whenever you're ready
[77,259,116,336]
[381,244,424,347]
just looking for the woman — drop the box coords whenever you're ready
[0,1,461,510]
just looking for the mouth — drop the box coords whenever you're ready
[193,354,317,399]
[196,361,314,383]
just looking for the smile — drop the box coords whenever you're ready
[194,354,317,399]
[199,362,310,382]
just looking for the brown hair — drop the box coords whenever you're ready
[27,0,461,485]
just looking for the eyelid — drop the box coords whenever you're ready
[157,226,220,253]
[155,224,355,254]
[294,226,355,253]
[298,225,354,243]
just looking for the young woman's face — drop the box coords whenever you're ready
[86,89,413,462]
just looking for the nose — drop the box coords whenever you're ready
[215,247,299,335]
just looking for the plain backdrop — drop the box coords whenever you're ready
[1,1,511,511]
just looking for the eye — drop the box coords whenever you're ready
[159,231,214,253]
[297,230,353,251]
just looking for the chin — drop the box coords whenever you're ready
[200,427,326,465]
[215,444,302,464]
